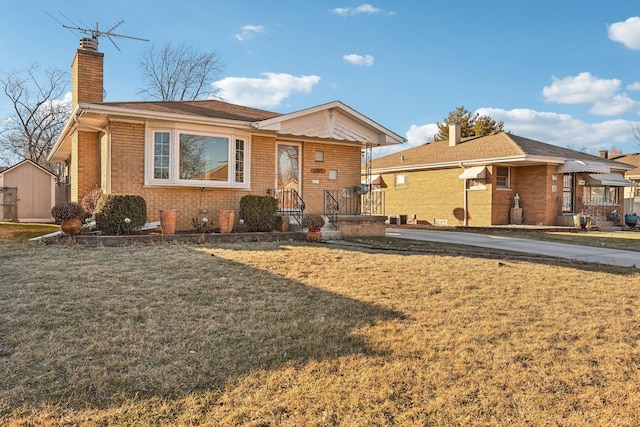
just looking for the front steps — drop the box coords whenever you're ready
[594,220,622,232]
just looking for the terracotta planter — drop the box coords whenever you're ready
[306,228,322,243]
[61,217,83,235]
[218,209,235,233]
[160,209,177,234]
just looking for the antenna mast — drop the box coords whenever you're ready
[61,20,149,51]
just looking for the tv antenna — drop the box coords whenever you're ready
[46,12,149,51]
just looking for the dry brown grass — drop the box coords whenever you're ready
[1,225,640,425]
[0,222,59,242]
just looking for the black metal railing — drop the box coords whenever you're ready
[324,191,340,229]
[361,191,385,216]
[323,189,386,218]
[268,188,305,225]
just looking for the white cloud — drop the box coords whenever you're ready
[405,123,438,146]
[627,82,640,91]
[542,72,620,104]
[331,4,392,16]
[373,123,437,157]
[542,72,640,116]
[343,54,374,66]
[378,108,638,158]
[589,94,640,116]
[213,73,321,109]
[332,7,351,16]
[608,16,640,50]
[477,107,635,150]
[235,24,265,41]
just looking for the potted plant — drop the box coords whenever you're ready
[625,213,639,228]
[51,201,87,235]
[301,213,325,242]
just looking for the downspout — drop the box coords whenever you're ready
[74,113,111,193]
[460,163,468,226]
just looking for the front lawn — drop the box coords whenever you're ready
[1,231,639,425]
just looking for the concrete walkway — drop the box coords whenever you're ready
[386,228,640,269]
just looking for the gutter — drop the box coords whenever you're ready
[79,103,256,130]
[47,103,81,162]
[365,155,568,175]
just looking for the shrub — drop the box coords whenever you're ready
[95,194,147,235]
[301,213,325,230]
[51,202,86,222]
[239,195,279,232]
[81,187,103,215]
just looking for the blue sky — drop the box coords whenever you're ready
[1,1,640,158]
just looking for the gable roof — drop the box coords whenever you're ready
[0,159,55,177]
[612,153,640,179]
[254,101,405,146]
[369,132,630,173]
[49,99,403,163]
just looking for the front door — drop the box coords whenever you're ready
[562,173,574,213]
[276,143,301,211]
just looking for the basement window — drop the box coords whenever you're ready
[146,127,250,188]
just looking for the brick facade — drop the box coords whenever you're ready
[380,165,566,227]
[71,130,100,202]
[81,121,364,230]
[301,141,361,214]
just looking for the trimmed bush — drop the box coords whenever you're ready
[95,194,147,235]
[301,213,325,230]
[239,195,279,232]
[51,201,86,223]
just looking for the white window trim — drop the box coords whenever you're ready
[394,173,407,188]
[145,124,251,189]
[496,166,510,189]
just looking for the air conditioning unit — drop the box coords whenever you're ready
[354,183,369,194]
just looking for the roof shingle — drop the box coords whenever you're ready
[370,132,627,170]
[101,99,281,122]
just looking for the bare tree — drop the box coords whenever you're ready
[633,124,640,145]
[138,42,224,101]
[0,65,70,171]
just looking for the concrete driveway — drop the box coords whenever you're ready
[386,228,640,269]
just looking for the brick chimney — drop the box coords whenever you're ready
[449,123,461,147]
[68,38,103,202]
[598,150,609,159]
[71,38,104,109]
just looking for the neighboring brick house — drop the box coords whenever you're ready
[366,125,635,227]
[611,153,640,215]
[48,41,404,232]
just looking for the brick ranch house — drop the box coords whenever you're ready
[48,40,404,234]
[611,153,640,215]
[365,124,635,227]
